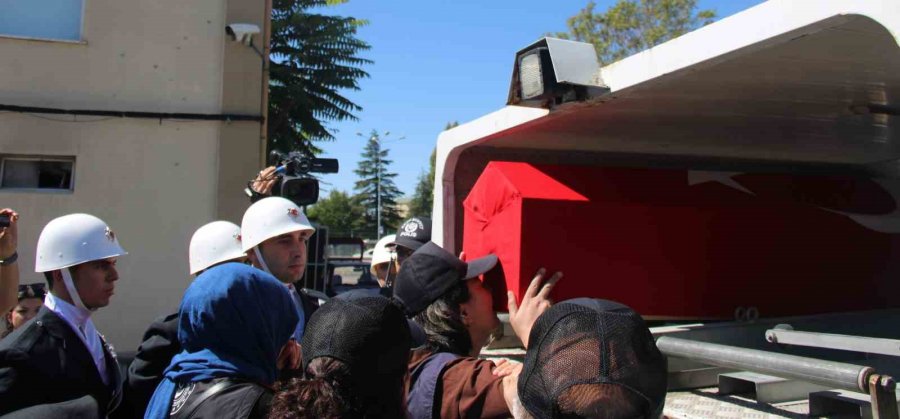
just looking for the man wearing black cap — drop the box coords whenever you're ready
[394,242,561,419]
[517,299,667,419]
[389,217,431,268]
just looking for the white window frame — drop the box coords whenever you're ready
[0,0,86,44]
[0,155,76,193]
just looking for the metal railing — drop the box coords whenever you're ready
[657,336,898,419]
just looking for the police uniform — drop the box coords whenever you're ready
[0,213,127,418]
[240,198,319,342]
[0,304,122,416]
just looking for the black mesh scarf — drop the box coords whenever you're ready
[518,299,667,419]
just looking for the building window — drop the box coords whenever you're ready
[0,156,75,191]
[0,0,84,41]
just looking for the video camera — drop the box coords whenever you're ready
[247,151,339,206]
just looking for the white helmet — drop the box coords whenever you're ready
[370,234,396,269]
[189,221,246,275]
[35,213,127,311]
[35,213,127,273]
[241,197,315,252]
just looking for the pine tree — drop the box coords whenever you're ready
[268,0,372,155]
[353,130,403,239]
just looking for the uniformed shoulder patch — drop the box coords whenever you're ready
[171,382,196,415]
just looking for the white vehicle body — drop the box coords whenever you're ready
[433,0,900,252]
[436,1,900,415]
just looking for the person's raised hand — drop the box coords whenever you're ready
[492,359,523,378]
[0,208,19,260]
[507,268,562,349]
[251,166,279,196]
[277,339,302,371]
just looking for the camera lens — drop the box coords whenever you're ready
[281,178,319,206]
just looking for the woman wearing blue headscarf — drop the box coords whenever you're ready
[144,263,298,419]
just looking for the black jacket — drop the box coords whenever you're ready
[293,285,320,324]
[0,307,122,417]
[0,395,100,419]
[115,286,318,418]
[115,313,180,419]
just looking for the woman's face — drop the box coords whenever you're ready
[7,298,43,330]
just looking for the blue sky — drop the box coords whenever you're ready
[313,0,765,198]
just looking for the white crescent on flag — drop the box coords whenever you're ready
[687,171,900,234]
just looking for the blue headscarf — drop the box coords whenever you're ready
[144,263,298,419]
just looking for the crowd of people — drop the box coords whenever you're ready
[0,170,668,419]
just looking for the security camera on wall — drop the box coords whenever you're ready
[225,23,261,46]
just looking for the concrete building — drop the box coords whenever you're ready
[0,0,267,348]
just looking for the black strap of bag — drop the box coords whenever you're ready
[170,378,244,419]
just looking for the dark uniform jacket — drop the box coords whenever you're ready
[115,313,180,419]
[0,395,101,419]
[0,307,122,417]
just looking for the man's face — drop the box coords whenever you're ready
[255,230,311,283]
[461,277,502,350]
[394,245,414,268]
[372,262,397,287]
[71,258,119,309]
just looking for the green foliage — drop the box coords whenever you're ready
[353,130,403,239]
[306,190,365,236]
[268,0,372,155]
[408,149,436,218]
[555,0,716,65]
[408,121,458,218]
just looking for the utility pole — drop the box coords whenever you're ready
[376,143,381,237]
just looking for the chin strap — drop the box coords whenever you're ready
[60,269,94,312]
[253,247,272,274]
[384,254,397,289]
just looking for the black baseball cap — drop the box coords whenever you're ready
[393,241,498,316]
[391,217,432,251]
[17,283,46,301]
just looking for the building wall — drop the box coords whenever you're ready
[0,0,265,347]
[0,116,219,346]
[0,0,226,112]
[218,0,267,223]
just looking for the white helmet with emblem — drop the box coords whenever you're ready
[35,213,127,273]
[240,197,315,274]
[189,221,246,275]
[35,213,127,311]
[241,197,315,251]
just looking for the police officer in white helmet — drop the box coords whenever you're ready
[371,234,398,289]
[241,197,318,342]
[117,220,251,418]
[188,221,248,275]
[0,213,126,417]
